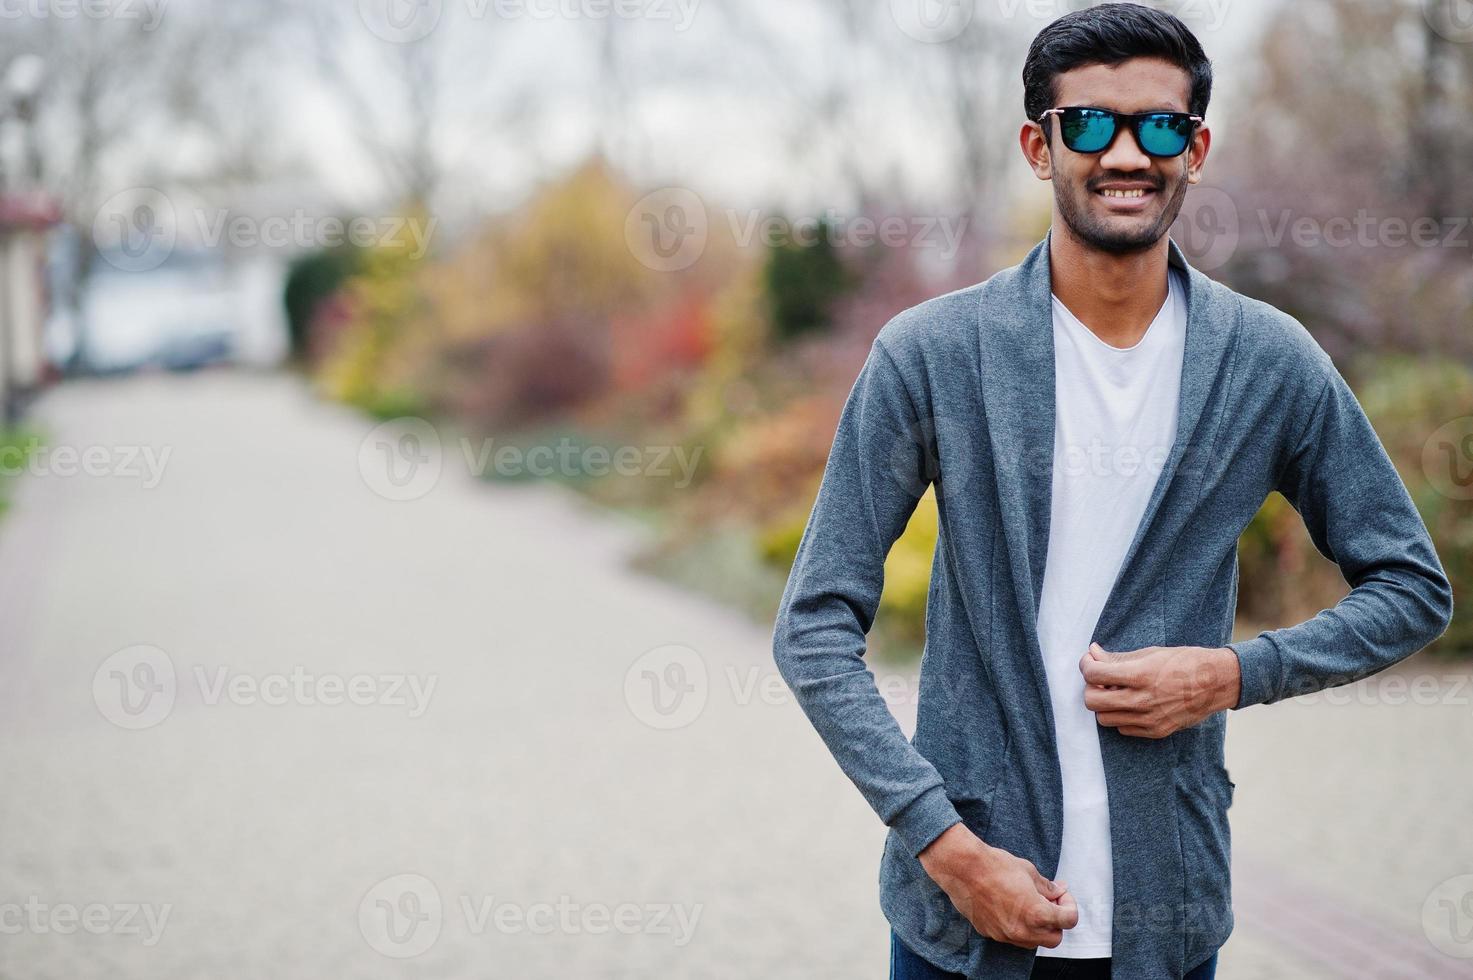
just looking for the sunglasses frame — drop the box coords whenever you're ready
[1037,106,1204,159]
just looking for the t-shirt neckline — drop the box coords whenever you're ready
[1051,268,1179,354]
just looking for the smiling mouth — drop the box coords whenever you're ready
[1094,186,1158,209]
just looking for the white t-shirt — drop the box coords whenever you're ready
[1033,267,1187,958]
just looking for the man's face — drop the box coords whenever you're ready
[1039,57,1204,255]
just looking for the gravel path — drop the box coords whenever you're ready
[0,372,1467,979]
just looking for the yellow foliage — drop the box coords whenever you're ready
[758,487,938,643]
[880,488,938,635]
[684,256,769,440]
[317,206,432,413]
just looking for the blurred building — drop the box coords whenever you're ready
[0,190,60,422]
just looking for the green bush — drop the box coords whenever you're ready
[1354,355,1473,656]
[283,243,363,362]
[762,219,854,342]
[1237,355,1472,656]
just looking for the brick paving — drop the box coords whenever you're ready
[0,373,1466,978]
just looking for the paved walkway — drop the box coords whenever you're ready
[0,372,1467,978]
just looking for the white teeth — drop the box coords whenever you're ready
[1101,188,1148,198]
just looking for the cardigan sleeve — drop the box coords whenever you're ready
[1228,366,1455,709]
[771,335,963,858]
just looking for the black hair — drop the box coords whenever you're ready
[1022,2,1213,124]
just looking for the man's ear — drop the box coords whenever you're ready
[1186,124,1211,185]
[1020,120,1053,180]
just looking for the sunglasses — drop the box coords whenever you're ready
[1038,106,1203,158]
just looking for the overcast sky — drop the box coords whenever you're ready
[276,0,1283,222]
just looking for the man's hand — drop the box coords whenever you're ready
[1080,642,1241,738]
[918,823,1079,950]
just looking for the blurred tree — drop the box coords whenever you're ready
[1214,0,1473,362]
[1235,354,1473,656]
[405,160,736,431]
[282,243,362,364]
[763,219,854,342]
[294,2,543,219]
[682,257,771,444]
[0,1,279,355]
[1354,354,1473,655]
[316,207,431,418]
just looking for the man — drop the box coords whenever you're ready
[771,4,1454,979]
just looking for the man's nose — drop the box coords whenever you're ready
[1098,124,1152,171]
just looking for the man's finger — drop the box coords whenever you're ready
[1082,686,1142,712]
[1094,710,1150,729]
[1080,651,1145,688]
[1030,866,1063,899]
[1038,893,1078,930]
[1054,889,1080,929]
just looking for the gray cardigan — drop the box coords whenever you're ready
[771,230,1453,978]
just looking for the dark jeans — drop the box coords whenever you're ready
[889,931,1219,980]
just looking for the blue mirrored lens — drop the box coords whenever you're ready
[1060,109,1115,153]
[1138,113,1194,156]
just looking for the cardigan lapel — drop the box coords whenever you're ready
[1093,235,1238,640]
[975,228,1236,710]
[974,233,1059,742]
